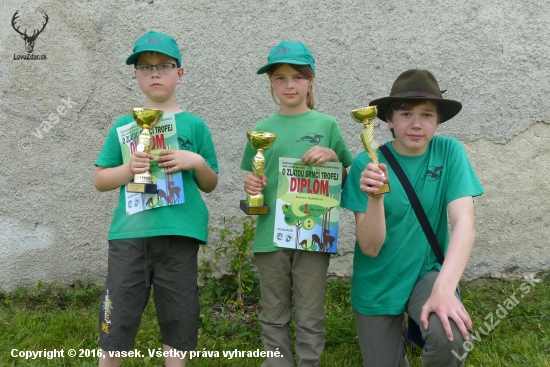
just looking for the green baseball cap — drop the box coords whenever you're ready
[126,31,182,67]
[257,40,315,74]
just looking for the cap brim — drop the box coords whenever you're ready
[256,60,311,74]
[369,96,462,123]
[125,50,181,67]
[125,52,141,66]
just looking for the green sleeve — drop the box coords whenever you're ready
[330,120,354,167]
[341,152,369,213]
[95,116,131,168]
[197,124,219,174]
[445,140,484,204]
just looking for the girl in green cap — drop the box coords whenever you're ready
[240,41,353,367]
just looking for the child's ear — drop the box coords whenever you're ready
[386,115,394,129]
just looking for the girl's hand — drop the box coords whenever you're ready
[301,146,338,164]
[129,151,154,175]
[360,163,389,198]
[157,150,202,173]
[244,174,266,196]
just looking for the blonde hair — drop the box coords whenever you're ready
[266,63,315,110]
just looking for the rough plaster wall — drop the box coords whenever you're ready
[0,0,548,290]
[464,122,550,279]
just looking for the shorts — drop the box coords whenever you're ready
[98,235,200,352]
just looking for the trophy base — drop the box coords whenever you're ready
[240,200,269,215]
[127,183,157,194]
[373,182,391,196]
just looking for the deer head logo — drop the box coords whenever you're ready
[12,11,49,54]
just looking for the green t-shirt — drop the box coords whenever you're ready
[95,111,218,243]
[240,110,354,253]
[341,136,484,315]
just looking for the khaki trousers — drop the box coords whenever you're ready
[254,250,330,367]
[354,272,468,367]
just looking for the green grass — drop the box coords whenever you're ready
[0,275,549,366]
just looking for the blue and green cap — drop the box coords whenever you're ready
[126,31,182,67]
[257,40,315,74]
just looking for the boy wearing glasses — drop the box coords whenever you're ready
[94,31,218,367]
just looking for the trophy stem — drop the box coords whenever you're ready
[252,149,265,178]
[134,171,152,184]
[248,149,266,206]
[137,128,151,152]
[350,106,390,196]
[361,120,380,165]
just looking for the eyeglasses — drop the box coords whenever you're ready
[135,63,177,75]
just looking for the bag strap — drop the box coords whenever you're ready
[378,145,445,265]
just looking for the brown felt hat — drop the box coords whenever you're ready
[369,69,462,123]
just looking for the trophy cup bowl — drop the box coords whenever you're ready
[240,131,277,215]
[350,106,390,196]
[126,108,164,194]
[350,106,378,123]
[247,131,277,151]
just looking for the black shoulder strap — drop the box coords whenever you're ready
[379,145,445,265]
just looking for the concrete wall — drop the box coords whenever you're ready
[1,0,548,291]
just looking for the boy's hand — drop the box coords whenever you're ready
[244,174,266,196]
[420,290,473,342]
[157,150,203,174]
[301,146,338,164]
[129,151,154,175]
[360,163,389,198]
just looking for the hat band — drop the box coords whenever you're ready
[392,90,441,99]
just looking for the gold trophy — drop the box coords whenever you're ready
[126,108,164,194]
[240,131,277,215]
[350,106,390,195]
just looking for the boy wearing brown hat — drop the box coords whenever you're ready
[341,69,484,366]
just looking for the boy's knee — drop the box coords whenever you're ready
[423,313,467,352]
